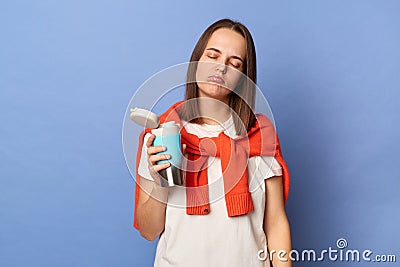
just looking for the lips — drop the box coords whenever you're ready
[207,75,225,85]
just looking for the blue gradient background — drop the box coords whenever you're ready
[1,1,399,266]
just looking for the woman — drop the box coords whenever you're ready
[134,18,292,267]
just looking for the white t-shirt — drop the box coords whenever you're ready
[138,116,282,267]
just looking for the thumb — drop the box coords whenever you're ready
[182,143,186,154]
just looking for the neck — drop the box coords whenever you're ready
[197,97,231,125]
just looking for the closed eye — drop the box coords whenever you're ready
[230,60,242,69]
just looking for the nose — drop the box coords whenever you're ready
[215,61,227,74]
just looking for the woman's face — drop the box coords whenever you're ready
[196,28,247,104]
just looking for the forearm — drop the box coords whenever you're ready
[137,186,169,241]
[266,215,292,267]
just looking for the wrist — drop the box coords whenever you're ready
[150,184,169,203]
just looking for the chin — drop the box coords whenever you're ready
[198,83,231,101]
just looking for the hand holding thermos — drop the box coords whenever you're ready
[131,108,185,187]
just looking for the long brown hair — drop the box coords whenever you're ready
[179,18,257,136]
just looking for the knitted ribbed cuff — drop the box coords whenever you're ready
[225,191,254,217]
[186,186,210,215]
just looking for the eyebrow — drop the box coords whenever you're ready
[205,48,244,63]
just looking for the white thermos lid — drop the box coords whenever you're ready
[130,107,160,129]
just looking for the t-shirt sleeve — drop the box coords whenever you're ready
[137,133,154,181]
[249,156,282,179]
[248,156,283,190]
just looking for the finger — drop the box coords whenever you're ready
[149,154,171,165]
[146,134,155,147]
[152,162,170,172]
[147,145,166,156]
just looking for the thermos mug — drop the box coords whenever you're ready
[151,122,183,187]
[130,108,183,187]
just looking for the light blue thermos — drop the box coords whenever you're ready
[130,108,183,187]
